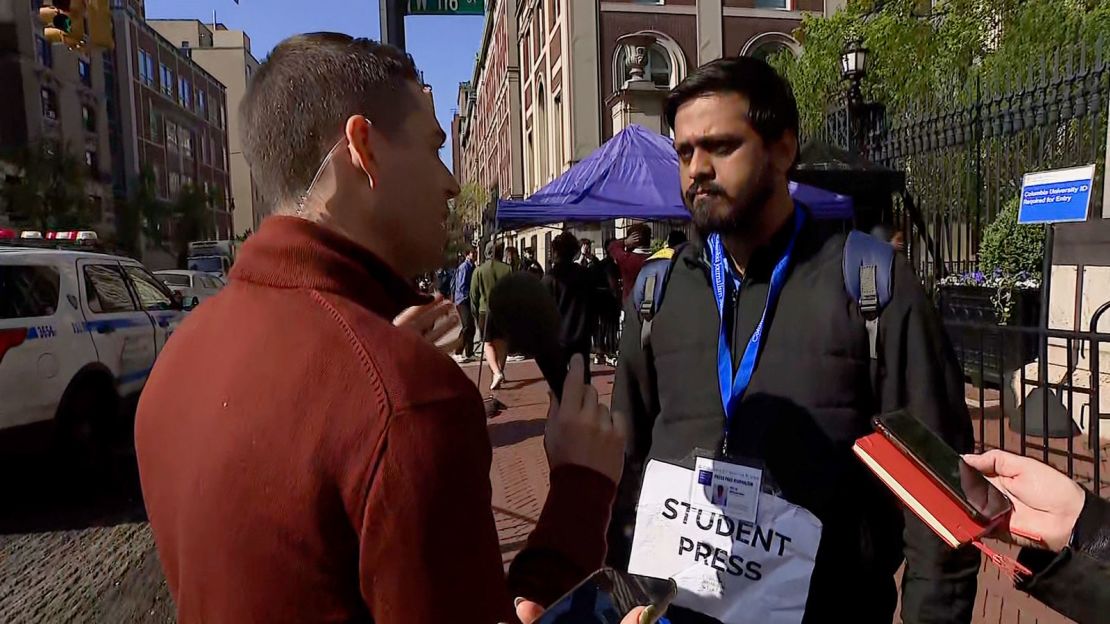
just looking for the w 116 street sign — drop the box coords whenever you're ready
[407,0,484,15]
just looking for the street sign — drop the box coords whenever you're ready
[1018,164,1097,224]
[407,0,484,15]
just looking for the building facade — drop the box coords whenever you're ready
[148,20,262,235]
[520,0,824,195]
[0,0,115,229]
[456,0,525,201]
[453,0,828,268]
[110,0,233,248]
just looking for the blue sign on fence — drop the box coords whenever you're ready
[1018,164,1097,224]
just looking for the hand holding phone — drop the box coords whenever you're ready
[873,411,1012,526]
[963,450,1086,552]
[523,568,676,624]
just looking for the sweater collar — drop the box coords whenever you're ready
[230,216,428,318]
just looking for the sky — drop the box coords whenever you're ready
[144,0,485,170]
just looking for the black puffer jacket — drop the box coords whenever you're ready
[609,216,980,623]
[1016,491,1110,623]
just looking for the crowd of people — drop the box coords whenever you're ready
[129,32,1106,624]
[429,225,687,388]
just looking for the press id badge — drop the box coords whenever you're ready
[629,459,822,624]
[690,456,762,523]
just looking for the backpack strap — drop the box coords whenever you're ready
[843,230,894,360]
[632,244,688,351]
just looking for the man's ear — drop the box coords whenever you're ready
[770,130,799,178]
[345,115,379,189]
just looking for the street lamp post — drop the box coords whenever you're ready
[840,37,870,156]
[380,0,406,51]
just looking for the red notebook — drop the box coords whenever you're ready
[853,432,1032,578]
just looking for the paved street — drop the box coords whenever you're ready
[0,361,1083,623]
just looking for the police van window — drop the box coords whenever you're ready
[0,265,60,319]
[124,266,174,310]
[84,265,137,314]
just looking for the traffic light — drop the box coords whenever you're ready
[87,0,114,50]
[38,0,86,49]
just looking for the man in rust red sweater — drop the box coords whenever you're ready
[135,33,630,624]
[607,224,653,303]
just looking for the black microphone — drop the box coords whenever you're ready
[487,271,567,400]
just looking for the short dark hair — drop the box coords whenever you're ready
[579,238,592,247]
[553,232,580,262]
[493,242,505,261]
[666,230,688,248]
[665,56,799,149]
[240,33,421,205]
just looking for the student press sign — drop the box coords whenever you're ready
[628,460,822,624]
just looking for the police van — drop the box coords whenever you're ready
[0,246,186,450]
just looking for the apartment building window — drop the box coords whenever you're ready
[169,172,180,196]
[138,50,155,86]
[181,128,194,160]
[151,164,165,199]
[78,58,92,86]
[196,89,207,118]
[40,88,58,121]
[178,77,192,109]
[160,64,174,97]
[553,93,564,174]
[755,0,789,7]
[218,104,226,130]
[183,175,193,190]
[84,150,99,174]
[166,120,179,152]
[82,104,96,133]
[35,35,52,68]
[148,109,162,143]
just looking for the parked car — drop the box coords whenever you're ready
[0,247,186,452]
[154,270,224,308]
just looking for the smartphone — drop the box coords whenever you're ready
[533,568,677,624]
[873,411,1012,525]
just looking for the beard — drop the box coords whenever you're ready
[684,163,774,237]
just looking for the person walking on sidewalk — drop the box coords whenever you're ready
[608,56,979,623]
[134,34,626,624]
[543,231,597,384]
[452,247,477,362]
[472,240,513,389]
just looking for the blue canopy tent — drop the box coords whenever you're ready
[496,124,853,229]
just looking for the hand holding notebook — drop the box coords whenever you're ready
[853,411,1033,579]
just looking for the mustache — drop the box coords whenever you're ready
[685,181,727,204]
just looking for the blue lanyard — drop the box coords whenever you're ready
[708,207,804,456]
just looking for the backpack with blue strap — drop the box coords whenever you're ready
[634,230,894,372]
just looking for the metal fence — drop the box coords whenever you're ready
[949,317,1110,496]
[812,39,1110,489]
[816,38,1110,289]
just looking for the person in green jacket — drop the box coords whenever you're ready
[471,241,513,390]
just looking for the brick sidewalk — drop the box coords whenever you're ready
[467,361,1075,623]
